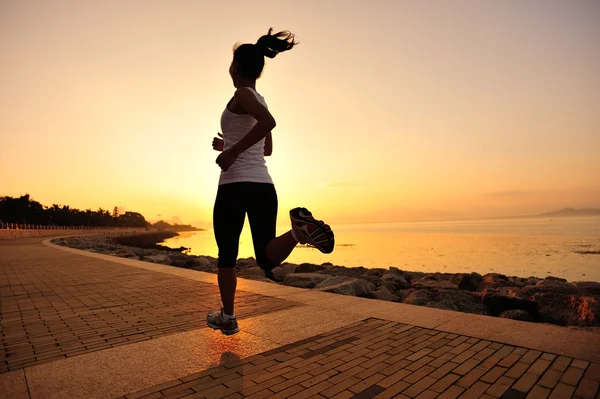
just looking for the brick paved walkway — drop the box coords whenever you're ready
[0,237,296,373]
[1,236,599,399]
[121,318,600,399]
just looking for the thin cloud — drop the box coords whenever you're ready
[484,190,529,197]
[318,181,364,189]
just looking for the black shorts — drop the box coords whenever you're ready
[213,182,278,269]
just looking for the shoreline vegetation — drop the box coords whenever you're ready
[53,231,600,329]
[0,194,203,231]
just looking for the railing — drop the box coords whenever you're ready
[0,222,105,230]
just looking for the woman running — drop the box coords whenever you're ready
[207,28,335,335]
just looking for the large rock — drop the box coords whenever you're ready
[381,270,409,291]
[115,249,139,259]
[283,273,329,289]
[170,259,187,267]
[131,247,161,258]
[295,263,326,273]
[478,273,519,291]
[323,266,381,286]
[366,287,399,302]
[525,277,542,286]
[412,278,458,290]
[316,276,376,297]
[271,263,297,282]
[238,267,266,277]
[402,289,487,315]
[236,257,258,269]
[534,294,600,326]
[572,282,600,296]
[455,273,483,291]
[189,257,216,270]
[190,264,215,273]
[499,309,534,322]
[168,253,195,267]
[519,278,580,296]
[142,254,172,265]
[481,288,539,315]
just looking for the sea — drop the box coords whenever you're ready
[162,216,600,282]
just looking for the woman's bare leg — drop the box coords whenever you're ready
[217,268,237,315]
[265,230,297,265]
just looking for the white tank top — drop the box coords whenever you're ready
[218,87,273,186]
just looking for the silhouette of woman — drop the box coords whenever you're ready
[207,28,335,335]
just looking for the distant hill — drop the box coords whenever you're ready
[537,208,600,217]
[151,220,204,231]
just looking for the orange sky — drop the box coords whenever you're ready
[1,0,599,228]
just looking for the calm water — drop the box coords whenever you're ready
[163,216,600,282]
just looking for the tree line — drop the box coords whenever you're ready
[0,194,148,227]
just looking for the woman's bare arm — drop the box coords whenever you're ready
[230,88,276,156]
[264,132,272,156]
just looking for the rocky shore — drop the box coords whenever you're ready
[53,232,600,328]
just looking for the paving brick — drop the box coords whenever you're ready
[348,374,386,394]
[414,389,438,399]
[453,350,478,364]
[437,385,465,399]
[548,383,575,399]
[583,363,600,382]
[520,350,542,365]
[538,369,563,389]
[321,376,361,398]
[380,359,412,377]
[461,381,491,399]
[406,356,435,372]
[330,391,355,399]
[473,348,498,362]
[540,354,557,362]
[372,380,410,399]
[574,378,599,399]
[525,385,551,399]
[550,357,572,373]
[561,366,585,386]
[430,353,458,368]
[486,376,515,398]
[404,366,436,384]
[499,354,524,369]
[355,363,389,380]
[350,385,386,399]
[454,359,482,376]
[301,369,339,388]
[481,366,508,384]
[571,359,590,370]
[457,367,487,388]
[270,373,313,392]
[506,363,531,379]
[528,359,552,376]
[329,366,367,385]
[402,376,437,398]
[288,380,334,399]
[500,388,527,399]
[513,373,541,393]
[406,349,434,362]
[430,373,461,393]
[431,362,460,379]
[336,357,370,373]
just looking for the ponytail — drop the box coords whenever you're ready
[232,28,297,79]
[255,28,297,59]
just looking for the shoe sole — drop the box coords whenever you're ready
[290,207,335,254]
[206,321,240,335]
